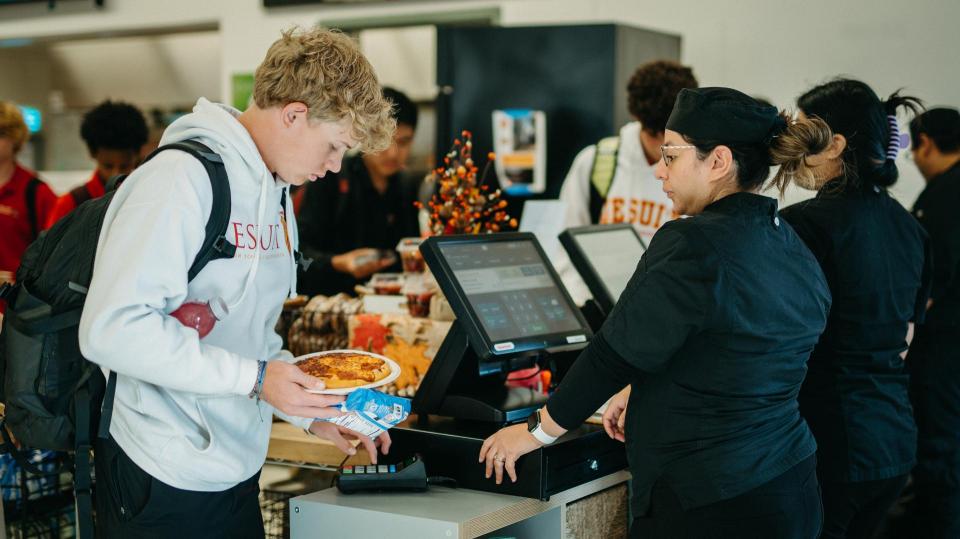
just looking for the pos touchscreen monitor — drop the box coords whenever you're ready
[559,224,647,315]
[414,232,592,423]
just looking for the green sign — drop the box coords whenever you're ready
[232,73,255,111]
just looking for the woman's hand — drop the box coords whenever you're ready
[331,248,394,279]
[602,386,631,442]
[259,361,345,418]
[478,424,542,485]
[309,421,392,464]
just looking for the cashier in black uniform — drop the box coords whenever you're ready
[480,87,834,539]
[905,107,960,539]
[297,87,421,296]
[778,79,930,539]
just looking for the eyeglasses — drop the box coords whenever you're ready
[659,144,696,166]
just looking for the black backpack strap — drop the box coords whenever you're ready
[0,420,70,476]
[25,176,41,239]
[97,371,118,439]
[7,304,83,336]
[104,173,128,192]
[74,387,94,539]
[142,140,237,281]
[70,183,94,208]
[588,182,605,225]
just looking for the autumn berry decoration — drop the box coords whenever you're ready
[415,130,518,235]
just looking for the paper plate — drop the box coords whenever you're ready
[294,349,401,395]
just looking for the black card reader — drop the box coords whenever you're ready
[335,456,429,494]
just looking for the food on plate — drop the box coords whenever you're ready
[295,352,392,389]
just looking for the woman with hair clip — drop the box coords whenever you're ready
[779,79,931,539]
[478,87,834,538]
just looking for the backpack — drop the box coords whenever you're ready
[0,139,236,538]
[587,135,621,223]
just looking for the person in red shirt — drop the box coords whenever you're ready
[44,100,147,228]
[0,101,57,311]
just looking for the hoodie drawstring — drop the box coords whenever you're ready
[284,187,298,299]
[227,170,270,310]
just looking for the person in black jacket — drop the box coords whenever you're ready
[479,87,835,539]
[904,107,960,539]
[297,87,421,296]
[778,79,931,539]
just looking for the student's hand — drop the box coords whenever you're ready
[602,386,630,442]
[309,421,392,464]
[259,361,345,418]
[478,424,542,485]
[902,322,916,361]
[331,248,394,280]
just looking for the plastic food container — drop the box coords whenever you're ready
[368,273,405,295]
[402,274,436,318]
[396,237,426,274]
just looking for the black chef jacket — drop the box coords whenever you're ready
[297,154,421,296]
[547,192,831,516]
[907,159,960,539]
[912,160,960,328]
[780,183,931,483]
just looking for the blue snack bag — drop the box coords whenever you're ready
[321,388,411,438]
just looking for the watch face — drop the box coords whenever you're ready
[527,411,539,432]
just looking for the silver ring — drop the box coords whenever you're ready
[494,455,505,463]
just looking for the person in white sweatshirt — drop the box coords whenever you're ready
[78,28,396,538]
[555,61,697,305]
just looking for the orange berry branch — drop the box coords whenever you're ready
[415,130,518,235]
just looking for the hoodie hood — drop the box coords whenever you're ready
[161,98,271,187]
[161,98,297,308]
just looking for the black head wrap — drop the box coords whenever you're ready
[665,87,785,145]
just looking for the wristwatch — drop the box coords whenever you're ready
[527,409,559,445]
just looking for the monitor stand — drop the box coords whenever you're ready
[413,321,548,425]
[579,299,607,332]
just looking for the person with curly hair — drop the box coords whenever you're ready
[556,60,697,305]
[44,100,148,228]
[78,27,396,538]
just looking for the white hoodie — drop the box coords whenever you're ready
[555,122,678,305]
[79,98,311,492]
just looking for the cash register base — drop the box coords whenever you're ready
[390,416,627,500]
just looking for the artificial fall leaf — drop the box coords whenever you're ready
[350,314,389,354]
[384,338,433,390]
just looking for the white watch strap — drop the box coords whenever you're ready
[530,425,559,445]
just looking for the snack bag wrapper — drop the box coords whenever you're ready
[321,388,411,438]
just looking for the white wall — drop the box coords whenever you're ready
[2,0,958,206]
[359,25,436,102]
[0,32,220,111]
[46,32,221,109]
[0,30,220,177]
[0,45,51,111]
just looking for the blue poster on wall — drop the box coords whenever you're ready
[18,105,42,134]
[492,109,546,196]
